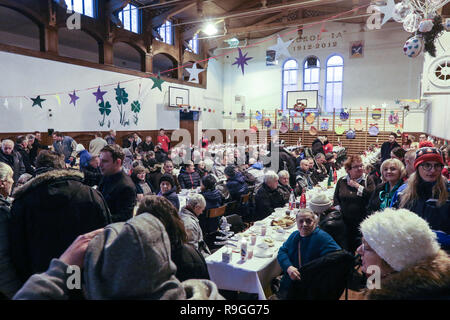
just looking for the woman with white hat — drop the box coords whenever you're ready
[357,208,450,299]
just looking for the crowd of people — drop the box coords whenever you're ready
[0,128,449,300]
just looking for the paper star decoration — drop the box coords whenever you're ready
[149,72,165,91]
[54,95,61,105]
[232,48,253,75]
[93,86,107,103]
[268,35,294,60]
[69,90,79,106]
[31,95,45,108]
[185,63,205,84]
[374,0,396,26]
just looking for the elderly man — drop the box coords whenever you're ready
[104,129,116,145]
[137,136,155,154]
[179,194,210,256]
[295,159,314,195]
[312,153,328,183]
[0,139,25,187]
[27,132,48,165]
[15,136,34,175]
[254,171,285,221]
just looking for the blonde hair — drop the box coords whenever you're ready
[278,170,290,179]
[380,158,406,183]
[0,162,13,181]
[400,172,448,208]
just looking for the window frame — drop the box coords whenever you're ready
[302,56,320,92]
[157,20,174,45]
[281,58,299,111]
[118,3,141,34]
[65,0,96,18]
[186,34,199,54]
[324,53,344,112]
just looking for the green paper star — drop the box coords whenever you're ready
[149,72,165,91]
[31,96,45,108]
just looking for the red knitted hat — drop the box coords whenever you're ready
[419,141,434,148]
[414,147,444,170]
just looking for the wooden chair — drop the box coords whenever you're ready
[224,200,238,216]
[207,204,227,219]
[240,192,250,205]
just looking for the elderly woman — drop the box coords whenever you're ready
[357,208,450,299]
[179,194,210,256]
[277,209,341,299]
[399,147,450,248]
[136,195,210,282]
[333,155,375,253]
[254,171,285,221]
[0,163,22,298]
[367,158,406,214]
[278,170,293,204]
[130,166,155,202]
[158,174,180,210]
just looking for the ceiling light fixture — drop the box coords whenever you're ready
[203,22,218,36]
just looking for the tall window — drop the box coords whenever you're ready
[325,54,343,112]
[65,0,95,17]
[186,34,199,54]
[303,56,320,91]
[118,3,140,33]
[282,59,299,110]
[158,20,173,45]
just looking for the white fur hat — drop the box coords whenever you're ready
[309,193,332,214]
[360,208,440,272]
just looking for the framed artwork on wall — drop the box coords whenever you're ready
[350,41,364,58]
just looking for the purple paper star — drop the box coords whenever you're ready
[93,86,107,103]
[232,48,253,75]
[69,90,79,106]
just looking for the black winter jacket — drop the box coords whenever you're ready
[0,150,25,187]
[98,170,136,223]
[178,168,201,189]
[171,243,210,282]
[254,183,285,221]
[9,168,111,283]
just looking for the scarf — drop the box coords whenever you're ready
[379,181,403,210]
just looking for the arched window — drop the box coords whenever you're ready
[158,20,173,45]
[303,56,320,91]
[65,0,95,18]
[118,3,140,33]
[325,54,343,112]
[282,59,298,110]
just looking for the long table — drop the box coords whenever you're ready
[204,148,380,299]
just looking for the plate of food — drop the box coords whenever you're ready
[271,216,296,229]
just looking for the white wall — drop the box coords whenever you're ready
[0,51,224,133]
[421,31,450,140]
[220,21,424,130]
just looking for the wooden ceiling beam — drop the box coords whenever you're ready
[224,8,368,36]
[151,0,196,27]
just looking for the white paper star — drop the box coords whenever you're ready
[185,63,205,84]
[375,0,396,26]
[268,35,294,60]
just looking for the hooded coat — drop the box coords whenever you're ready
[158,186,180,210]
[226,173,249,202]
[364,250,450,300]
[13,214,223,300]
[178,168,201,189]
[9,169,111,283]
[199,189,224,234]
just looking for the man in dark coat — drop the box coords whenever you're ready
[311,137,324,156]
[27,132,48,166]
[14,136,34,175]
[9,150,111,285]
[0,139,25,188]
[178,161,201,189]
[279,147,297,187]
[137,136,155,154]
[380,133,400,163]
[98,145,137,223]
[254,171,285,221]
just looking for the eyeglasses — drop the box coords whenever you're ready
[420,163,444,171]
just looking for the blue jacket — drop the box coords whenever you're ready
[79,150,92,169]
[226,173,249,202]
[277,227,341,293]
[199,189,224,234]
